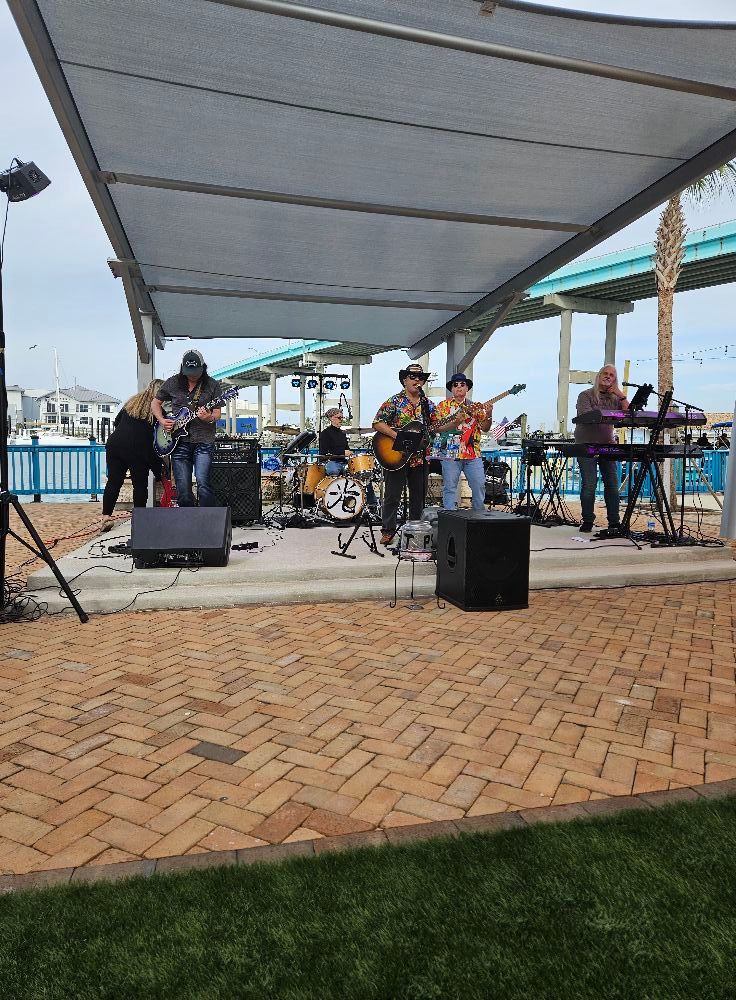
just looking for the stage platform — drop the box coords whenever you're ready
[24,515,736,615]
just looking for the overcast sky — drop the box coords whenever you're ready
[1,0,735,429]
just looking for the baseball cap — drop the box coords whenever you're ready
[181,349,204,376]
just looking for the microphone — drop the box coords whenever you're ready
[622,382,641,389]
[339,392,353,421]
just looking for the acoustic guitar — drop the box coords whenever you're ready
[372,384,526,471]
[153,387,239,458]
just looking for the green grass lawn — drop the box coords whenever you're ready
[2,796,736,1000]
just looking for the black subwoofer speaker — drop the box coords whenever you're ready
[436,510,530,611]
[131,507,231,568]
[210,462,261,524]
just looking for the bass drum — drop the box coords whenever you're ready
[314,476,366,521]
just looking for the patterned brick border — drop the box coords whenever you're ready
[2,778,734,894]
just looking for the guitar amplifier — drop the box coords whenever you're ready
[210,461,261,524]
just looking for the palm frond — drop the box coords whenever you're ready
[684,160,736,206]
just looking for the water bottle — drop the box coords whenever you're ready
[448,435,460,461]
[646,517,656,533]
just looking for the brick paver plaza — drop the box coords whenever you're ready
[1,503,734,875]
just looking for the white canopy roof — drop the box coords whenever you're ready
[9,0,736,361]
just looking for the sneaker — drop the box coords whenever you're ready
[579,522,594,533]
[380,532,395,546]
[100,517,115,533]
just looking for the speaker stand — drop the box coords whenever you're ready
[1,490,88,623]
[390,552,444,610]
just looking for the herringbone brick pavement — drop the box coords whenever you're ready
[1,573,734,873]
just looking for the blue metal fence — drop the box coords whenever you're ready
[8,437,106,499]
[7,440,729,501]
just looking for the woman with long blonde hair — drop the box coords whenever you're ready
[574,364,629,533]
[101,379,164,529]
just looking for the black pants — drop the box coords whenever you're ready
[103,449,151,515]
[381,463,427,536]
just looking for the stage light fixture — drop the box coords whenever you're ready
[306,378,317,389]
[0,160,51,202]
[340,379,350,390]
[324,379,336,391]
[291,377,301,388]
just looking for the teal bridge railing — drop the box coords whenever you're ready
[7,440,728,501]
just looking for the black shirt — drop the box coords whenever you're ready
[318,424,349,459]
[106,409,162,475]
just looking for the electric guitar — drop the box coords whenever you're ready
[153,387,239,458]
[372,384,526,471]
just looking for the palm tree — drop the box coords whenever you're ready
[655,161,736,401]
[654,162,736,505]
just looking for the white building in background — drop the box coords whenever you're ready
[35,385,121,432]
[6,385,23,429]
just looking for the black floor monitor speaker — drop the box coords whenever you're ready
[436,510,530,611]
[210,462,261,524]
[131,507,231,568]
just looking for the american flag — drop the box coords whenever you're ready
[491,417,510,442]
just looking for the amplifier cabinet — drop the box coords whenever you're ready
[210,462,261,525]
[436,510,530,611]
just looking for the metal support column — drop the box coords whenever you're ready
[269,373,277,426]
[605,313,617,366]
[136,313,155,391]
[257,385,263,434]
[299,378,306,431]
[557,309,573,434]
[351,363,361,427]
[445,334,465,394]
[721,400,736,539]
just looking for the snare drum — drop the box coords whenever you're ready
[314,476,366,521]
[298,462,326,495]
[347,453,375,478]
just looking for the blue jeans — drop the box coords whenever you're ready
[441,457,486,511]
[171,441,218,507]
[326,459,377,507]
[578,457,621,526]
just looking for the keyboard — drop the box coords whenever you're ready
[572,409,706,428]
[551,442,704,461]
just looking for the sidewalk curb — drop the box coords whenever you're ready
[2,778,735,894]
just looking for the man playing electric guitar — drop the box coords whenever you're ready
[372,363,463,546]
[151,349,223,507]
[433,372,492,511]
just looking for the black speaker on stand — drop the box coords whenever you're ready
[436,510,530,611]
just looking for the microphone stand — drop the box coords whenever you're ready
[669,393,704,542]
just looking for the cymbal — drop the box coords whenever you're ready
[264,424,300,433]
[346,427,377,435]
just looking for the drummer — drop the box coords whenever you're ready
[319,408,351,475]
[318,408,378,511]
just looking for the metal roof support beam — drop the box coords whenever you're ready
[99,172,585,233]
[302,353,373,367]
[457,292,524,372]
[408,124,736,357]
[210,0,736,102]
[108,259,150,365]
[147,284,465,311]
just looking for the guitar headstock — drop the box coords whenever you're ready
[509,383,526,395]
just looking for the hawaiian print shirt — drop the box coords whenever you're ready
[431,397,484,461]
[373,391,437,468]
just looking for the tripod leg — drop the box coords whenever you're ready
[6,495,88,623]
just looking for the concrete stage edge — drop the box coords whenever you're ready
[25,516,736,615]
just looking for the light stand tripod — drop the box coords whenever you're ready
[0,231,88,622]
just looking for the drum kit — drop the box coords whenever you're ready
[266,429,382,527]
